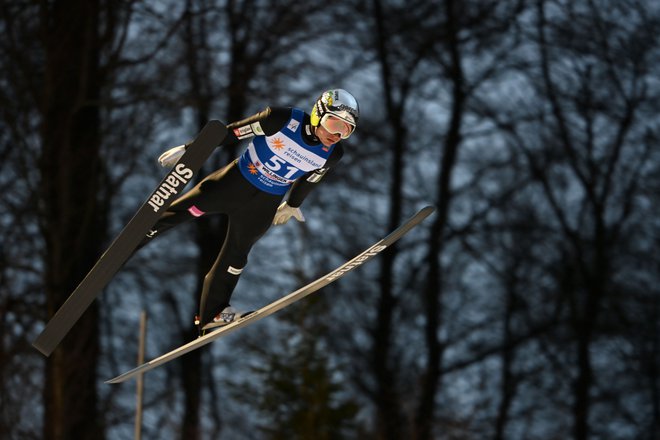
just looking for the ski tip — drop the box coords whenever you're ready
[420,205,436,215]
[203,120,228,140]
[414,205,436,221]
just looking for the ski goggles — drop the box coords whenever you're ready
[320,114,355,139]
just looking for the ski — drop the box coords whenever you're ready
[106,205,435,384]
[33,120,227,357]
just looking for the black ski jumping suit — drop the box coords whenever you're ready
[142,106,344,326]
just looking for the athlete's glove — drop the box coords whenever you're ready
[158,144,186,167]
[273,202,305,225]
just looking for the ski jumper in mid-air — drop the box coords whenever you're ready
[141,89,359,331]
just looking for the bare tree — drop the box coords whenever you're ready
[3,0,658,438]
[36,1,112,438]
[460,0,660,438]
[137,0,357,437]
[1,0,194,437]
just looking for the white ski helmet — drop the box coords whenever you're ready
[310,89,359,128]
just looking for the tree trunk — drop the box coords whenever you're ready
[39,1,105,439]
[371,0,407,436]
[415,1,464,437]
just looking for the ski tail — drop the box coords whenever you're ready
[33,121,227,357]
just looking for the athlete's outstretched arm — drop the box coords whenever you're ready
[157,107,293,167]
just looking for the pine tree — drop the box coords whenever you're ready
[239,295,361,439]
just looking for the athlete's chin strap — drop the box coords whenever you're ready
[305,124,320,143]
[273,201,305,225]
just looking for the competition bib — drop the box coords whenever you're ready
[237,109,335,195]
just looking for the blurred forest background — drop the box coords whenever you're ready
[1,0,659,439]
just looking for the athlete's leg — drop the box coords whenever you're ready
[137,162,241,249]
[197,195,281,326]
